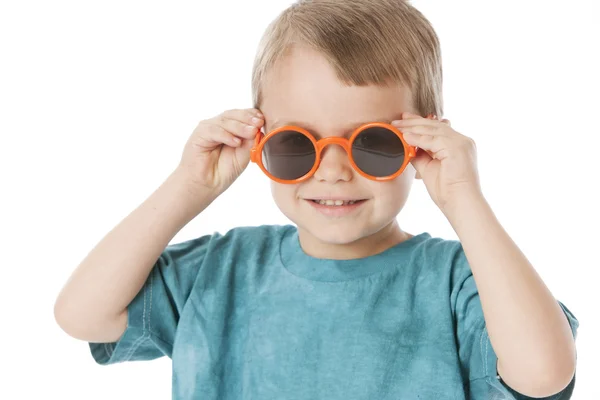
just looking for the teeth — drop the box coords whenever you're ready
[315,200,358,206]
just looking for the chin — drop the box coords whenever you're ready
[303,224,370,245]
[297,213,389,245]
[273,188,401,246]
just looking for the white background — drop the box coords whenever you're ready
[1,0,599,398]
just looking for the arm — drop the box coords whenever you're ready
[54,169,218,343]
[445,190,576,397]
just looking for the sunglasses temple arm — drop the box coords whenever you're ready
[407,145,418,158]
[250,131,264,163]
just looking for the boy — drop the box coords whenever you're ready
[54,1,578,399]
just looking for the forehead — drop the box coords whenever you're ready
[261,46,413,132]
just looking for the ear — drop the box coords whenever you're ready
[431,114,451,127]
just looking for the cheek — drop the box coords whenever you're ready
[270,182,299,210]
[368,178,413,208]
[404,162,417,176]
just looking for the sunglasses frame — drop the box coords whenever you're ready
[250,121,419,184]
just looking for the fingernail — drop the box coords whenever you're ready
[251,117,262,125]
[245,125,256,133]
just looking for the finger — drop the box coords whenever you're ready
[396,124,444,137]
[402,133,449,157]
[222,108,264,126]
[219,109,264,139]
[203,123,243,147]
[392,118,444,131]
[411,147,433,177]
[217,116,262,140]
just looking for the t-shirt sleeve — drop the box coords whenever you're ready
[451,245,579,399]
[88,233,213,365]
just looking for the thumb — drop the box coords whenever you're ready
[410,148,432,180]
[234,136,255,167]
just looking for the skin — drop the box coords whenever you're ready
[260,45,418,260]
[259,45,576,397]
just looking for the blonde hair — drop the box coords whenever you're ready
[251,0,443,118]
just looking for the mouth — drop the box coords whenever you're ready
[304,198,368,216]
[307,199,367,206]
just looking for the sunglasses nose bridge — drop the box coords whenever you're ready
[315,137,351,155]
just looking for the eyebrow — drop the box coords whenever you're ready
[269,118,396,138]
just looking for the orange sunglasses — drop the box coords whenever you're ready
[250,118,432,184]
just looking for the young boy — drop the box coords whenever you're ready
[54,1,578,399]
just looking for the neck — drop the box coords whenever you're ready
[298,220,412,260]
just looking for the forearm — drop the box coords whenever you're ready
[444,192,576,396]
[54,168,218,342]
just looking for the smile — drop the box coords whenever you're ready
[305,199,368,216]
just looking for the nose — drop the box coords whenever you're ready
[313,143,353,183]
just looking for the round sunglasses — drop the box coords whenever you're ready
[250,121,423,183]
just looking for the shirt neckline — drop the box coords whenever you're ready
[278,225,431,282]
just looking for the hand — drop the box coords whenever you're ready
[177,108,264,194]
[392,112,482,214]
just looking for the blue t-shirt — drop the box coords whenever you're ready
[89,224,578,399]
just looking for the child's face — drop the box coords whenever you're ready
[260,46,417,249]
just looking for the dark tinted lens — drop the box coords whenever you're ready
[351,127,405,177]
[262,130,316,180]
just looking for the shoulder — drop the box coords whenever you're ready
[161,224,292,264]
[175,224,292,247]
[196,224,294,261]
[212,224,293,247]
[223,224,293,239]
[406,232,471,283]
[410,232,465,264]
